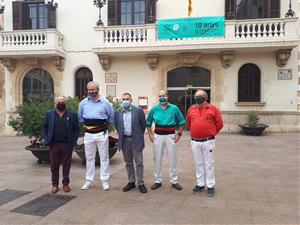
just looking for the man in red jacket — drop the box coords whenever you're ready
[186,89,223,197]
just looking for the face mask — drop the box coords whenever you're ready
[88,91,98,98]
[195,96,206,105]
[56,103,66,111]
[159,96,167,103]
[122,100,131,109]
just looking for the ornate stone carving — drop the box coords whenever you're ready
[221,51,235,69]
[146,54,159,71]
[54,56,65,71]
[276,49,292,67]
[0,58,16,73]
[177,52,202,67]
[98,55,112,71]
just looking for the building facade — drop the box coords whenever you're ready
[0,0,299,135]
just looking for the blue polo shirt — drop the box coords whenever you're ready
[78,96,114,123]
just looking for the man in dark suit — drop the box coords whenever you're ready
[41,96,80,193]
[114,92,147,193]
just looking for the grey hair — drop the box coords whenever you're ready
[87,81,99,90]
[55,95,66,103]
[195,89,208,97]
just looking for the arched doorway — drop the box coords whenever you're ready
[22,68,54,101]
[75,67,93,100]
[167,66,211,117]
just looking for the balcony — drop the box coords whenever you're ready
[0,29,65,58]
[93,17,299,55]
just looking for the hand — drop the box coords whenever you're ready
[172,134,181,143]
[148,133,154,143]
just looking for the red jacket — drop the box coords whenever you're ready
[186,103,223,138]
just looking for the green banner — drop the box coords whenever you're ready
[157,16,224,39]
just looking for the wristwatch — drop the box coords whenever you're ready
[177,132,182,136]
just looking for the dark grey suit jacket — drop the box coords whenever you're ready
[114,105,146,152]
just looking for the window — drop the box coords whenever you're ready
[108,0,156,26]
[238,64,261,102]
[120,0,145,25]
[23,68,54,101]
[75,68,93,100]
[13,1,56,30]
[225,0,280,20]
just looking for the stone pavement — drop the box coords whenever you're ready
[0,133,299,225]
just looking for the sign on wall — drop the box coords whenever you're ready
[157,16,224,39]
[278,69,292,80]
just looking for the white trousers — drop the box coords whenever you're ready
[84,132,109,183]
[153,133,178,184]
[191,139,215,188]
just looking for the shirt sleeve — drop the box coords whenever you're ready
[78,101,84,123]
[146,108,154,126]
[106,102,115,123]
[214,106,223,133]
[186,107,192,129]
[175,106,186,126]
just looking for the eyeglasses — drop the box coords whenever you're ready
[122,98,130,101]
[158,95,166,97]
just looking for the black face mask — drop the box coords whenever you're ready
[195,96,206,105]
[56,103,66,111]
[88,91,98,98]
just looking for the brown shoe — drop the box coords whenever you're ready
[51,185,58,193]
[63,184,71,192]
[151,183,162,190]
[171,183,183,190]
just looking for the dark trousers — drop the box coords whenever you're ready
[122,137,144,185]
[49,142,73,186]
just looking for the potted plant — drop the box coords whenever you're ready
[8,97,54,163]
[239,110,269,136]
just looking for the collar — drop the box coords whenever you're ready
[88,96,102,103]
[123,106,132,112]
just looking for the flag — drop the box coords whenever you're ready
[188,0,192,16]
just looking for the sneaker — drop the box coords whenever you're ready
[192,185,205,193]
[102,182,110,190]
[122,182,136,192]
[81,181,92,190]
[207,187,215,197]
[151,183,162,190]
[138,184,147,193]
[171,183,183,190]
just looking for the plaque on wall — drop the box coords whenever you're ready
[278,69,292,80]
[106,85,116,97]
[105,73,117,83]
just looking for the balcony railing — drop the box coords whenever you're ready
[0,29,65,57]
[93,17,298,52]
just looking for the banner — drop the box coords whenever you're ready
[157,16,224,39]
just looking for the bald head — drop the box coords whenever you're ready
[55,95,66,104]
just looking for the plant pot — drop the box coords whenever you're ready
[74,136,119,165]
[25,145,50,164]
[239,124,269,136]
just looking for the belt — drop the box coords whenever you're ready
[85,130,108,134]
[123,135,132,138]
[191,136,215,142]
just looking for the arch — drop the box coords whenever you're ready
[22,68,54,101]
[75,67,93,100]
[238,63,261,102]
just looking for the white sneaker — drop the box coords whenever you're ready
[81,181,92,190]
[102,182,110,190]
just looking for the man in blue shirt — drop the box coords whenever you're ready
[78,81,114,190]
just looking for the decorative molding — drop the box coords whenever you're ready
[25,58,40,66]
[235,102,266,106]
[98,55,112,71]
[146,54,159,71]
[177,52,202,67]
[0,58,17,73]
[276,49,292,67]
[54,56,65,71]
[221,51,235,69]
